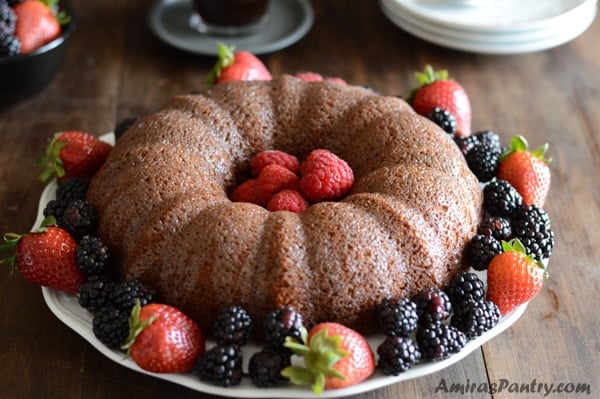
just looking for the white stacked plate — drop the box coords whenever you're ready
[380,0,598,54]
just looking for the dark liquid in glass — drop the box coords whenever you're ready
[193,0,270,27]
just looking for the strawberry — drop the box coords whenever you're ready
[37,131,113,182]
[0,217,84,293]
[13,0,66,54]
[408,65,472,137]
[282,322,375,394]
[497,135,551,207]
[122,301,205,373]
[207,43,272,86]
[486,239,547,315]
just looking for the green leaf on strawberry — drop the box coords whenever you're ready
[206,43,236,87]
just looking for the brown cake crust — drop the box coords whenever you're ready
[87,75,483,335]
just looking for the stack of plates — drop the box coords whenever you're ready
[380,0,598,54]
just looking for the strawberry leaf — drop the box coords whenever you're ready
[407,65,449,104]
[121,299,157,353]
[37,134,68,182]
[206,43,236,87]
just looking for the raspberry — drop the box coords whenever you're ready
[267,189,308,213]
[300,149,354,202]
[230,179,261,204]
[295,72,323,82]
[250,150,300,177]
[231,164,301,207]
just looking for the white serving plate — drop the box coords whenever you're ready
[39,133,528,398]
[380,0,597,54]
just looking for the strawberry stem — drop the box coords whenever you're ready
[407,65,448,104]
[121,299,157,353]
[37,134,68,182]
[500,135,551,163]
[206,43,236,87]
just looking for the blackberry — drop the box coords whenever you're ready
[263,306,303,349]
[59,199,98,240]
[92,306,129,351]
[0,2,16,38]
[377,297,418,337]
[467,234,502,271]
[78,274,115,313]
[478,216,511,241]
[248,347,291,387]
[56,178,89,201]
[193,344,243,387]
[377,336,421,375]
[416,322,466,361]
[465,141,501,182]
[7,1,25,7]
[451,299,501,338]
[43,199,69,222]
[511,205,554,261]
[76,235,110,275]
[483,179,523,217]
[444,272,485,311]
[114,116,138,140]
[454,135,480,156]
[413,288,452,325]
[427,107,456,135]
[0,33,20,56]
[474,130,501,149]
[108,280,156,312]
[213,305,253,346]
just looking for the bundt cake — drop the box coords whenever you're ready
[86,75,483,335]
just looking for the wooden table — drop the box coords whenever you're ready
[1,1,598,398]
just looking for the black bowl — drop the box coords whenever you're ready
[0,1,77,110]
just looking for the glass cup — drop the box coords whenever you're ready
[189,0,271,36]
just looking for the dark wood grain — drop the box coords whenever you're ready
[1,1,598,398]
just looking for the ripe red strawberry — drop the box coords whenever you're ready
[38,131,113,182]
[408,65,472,137]
[122,301,205,373]
[0,218,84,293]
[13,0,63,54]
[497,135,551,207]
[207,43,272,86]
[486,239,547,315]
[282,322,375,394]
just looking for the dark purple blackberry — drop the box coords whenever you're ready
[444,272,485,311]
[248,347,291,387]
[108,280,156,312]
[263,306,303,349]
[76,235,110,275]
[427,107,456,135]
[78,274,115,313]
[483,179,523,217]
[478,216,511,241]
[43,199,69,222]
[193,344,243,387]
[413,288,452,326]
[467,234,502,271]
[465,141,501,182]
[510,205,554,261]
[0,33,20,56]
[474,130,501,149]
[377,297,418,337]
[0,2,16,38]
[451,300,500,338]
[56,178,89,201]
[377,336,421,375]
[59,199,98,240]
[92,306,129,351]
[113,117,138,140]
[416,322,466,361]
[213,305,253,346]
[454,135,480,156]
